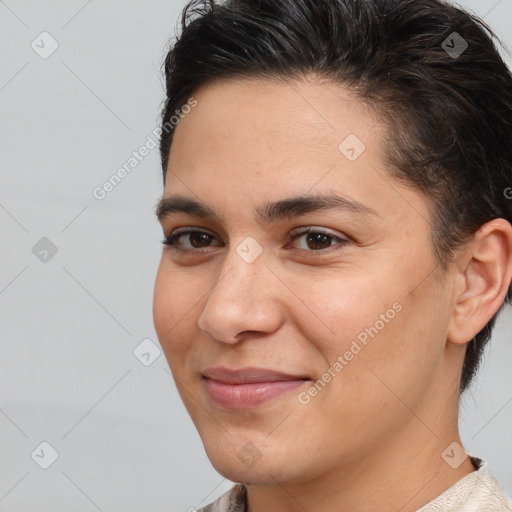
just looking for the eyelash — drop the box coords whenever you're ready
[161,227,350,256]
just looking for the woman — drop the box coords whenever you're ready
[152,0,512,510]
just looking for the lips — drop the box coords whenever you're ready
[202,366,309,409]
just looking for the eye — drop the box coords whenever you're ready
[162,229,221,250]
[286,227,350,253]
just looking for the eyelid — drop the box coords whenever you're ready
[167,225,347,239]
[289,225,345,238]
[170,226,216,237]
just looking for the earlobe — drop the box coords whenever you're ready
[447,218,512,346]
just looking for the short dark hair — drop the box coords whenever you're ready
[159,0,512,393]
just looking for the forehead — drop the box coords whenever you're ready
[162,76,430,227]
[167,76,384,179]
[175,76,381,148]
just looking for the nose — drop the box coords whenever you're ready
[197,245,283,344]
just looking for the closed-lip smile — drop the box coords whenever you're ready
[201,366,310,409]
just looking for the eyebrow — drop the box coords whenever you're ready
[155,192,378,224]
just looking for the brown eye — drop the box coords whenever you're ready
[288,228,350,252]
[162,230,221,250]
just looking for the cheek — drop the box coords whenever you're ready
[341,275,448,402]
[292,260,445,387]
[288,269,396,362]
[153,259,199,354]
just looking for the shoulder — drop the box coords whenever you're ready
[418,456,512,511]
[197,484,247,512]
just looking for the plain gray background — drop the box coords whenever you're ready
[1,1,511,511]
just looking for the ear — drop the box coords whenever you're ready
[447,218,512,345]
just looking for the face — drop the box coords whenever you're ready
[153,77,457,486]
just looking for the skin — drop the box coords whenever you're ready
[152,76,512,512]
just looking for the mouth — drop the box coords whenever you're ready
[201,366,310,409]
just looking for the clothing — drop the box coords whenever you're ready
[197,457,512,511]
[418,457,512,512]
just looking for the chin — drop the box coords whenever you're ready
[202,436,301,486]
[209,456,293,486]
